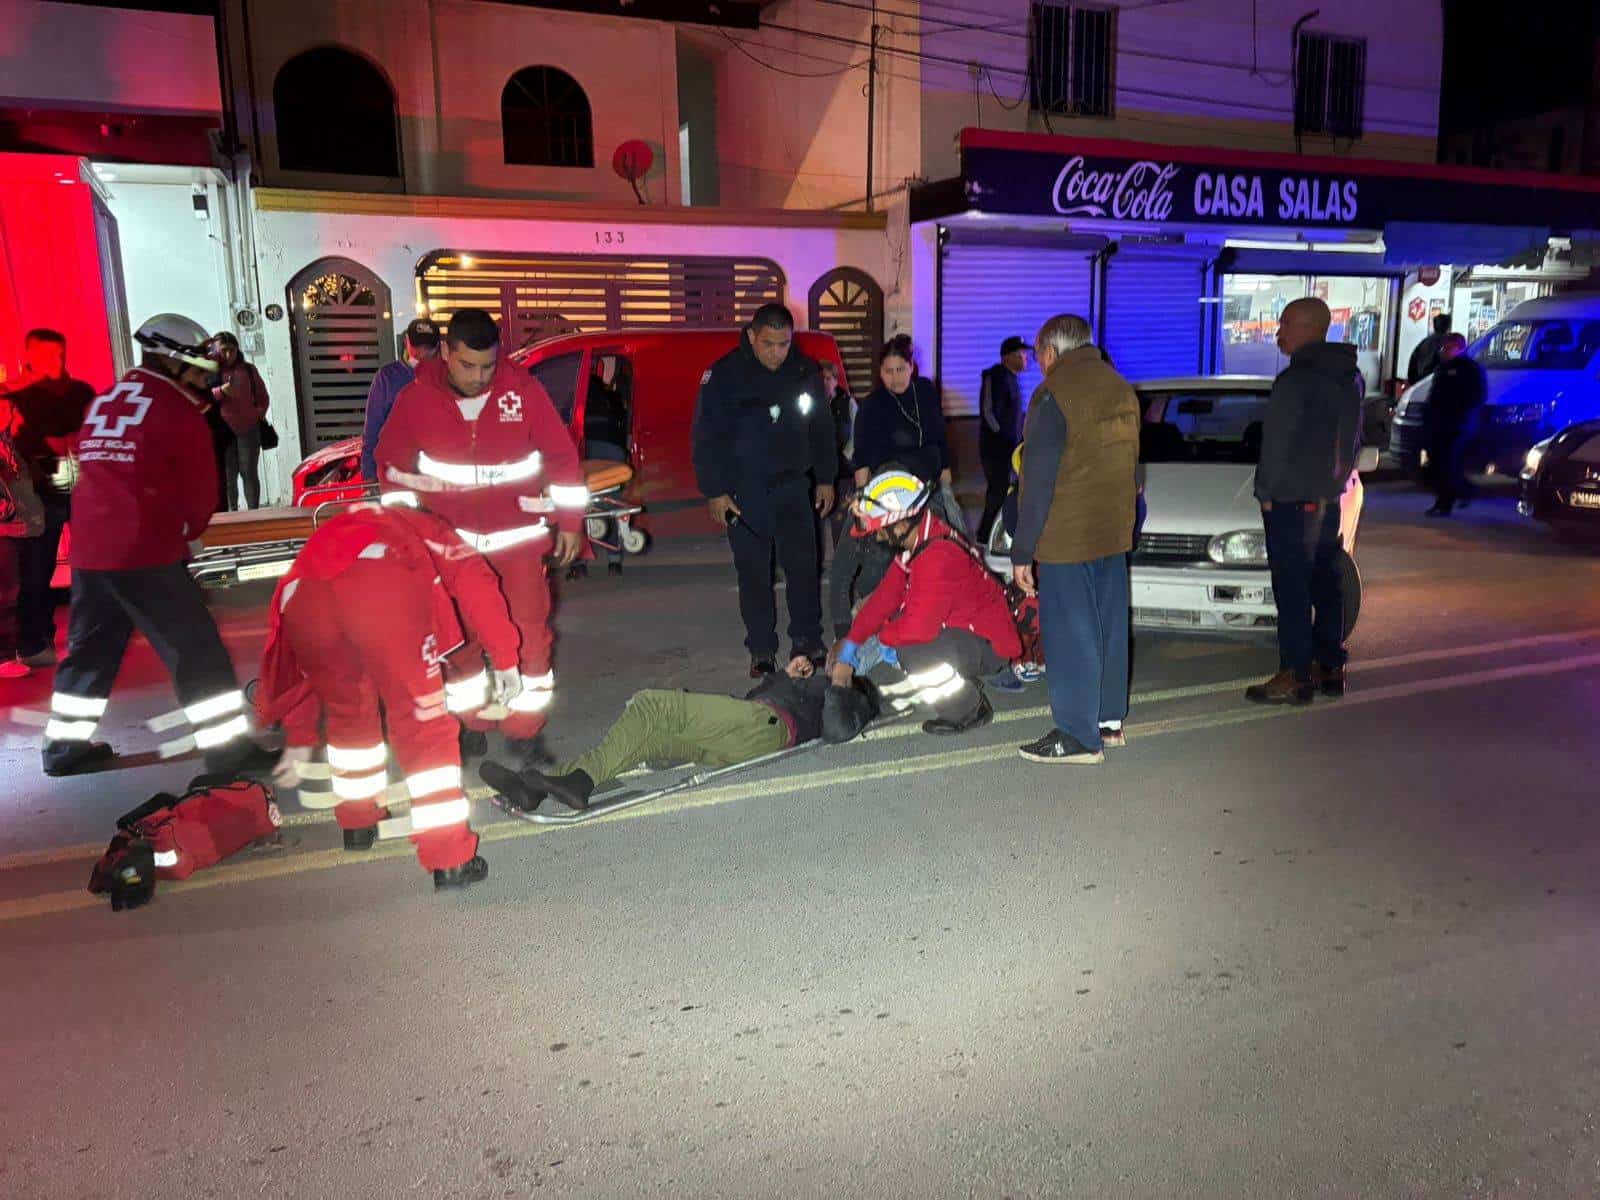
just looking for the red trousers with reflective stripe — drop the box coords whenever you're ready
[280,563,476,872]
[450,543,553,740]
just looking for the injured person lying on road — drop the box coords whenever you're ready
[477,655,877,812]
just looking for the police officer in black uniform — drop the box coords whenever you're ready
[693,304,837,677]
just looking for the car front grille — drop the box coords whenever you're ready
[1133,532,1212,564]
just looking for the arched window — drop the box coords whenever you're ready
[502,67,594,168]
[274,47,400,177]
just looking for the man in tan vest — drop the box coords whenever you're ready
[1010,315,1140,765]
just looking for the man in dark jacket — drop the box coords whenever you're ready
[1407,313,1451,385]
[1422,333,1486,517]
[478,654,873,811]
[1246,297,1364,706]
[692,304,837,676]
[360,318,439,481]
[977,336,1027,543]
[3,328,96,667]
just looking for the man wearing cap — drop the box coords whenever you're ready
[977,336,1028,544]
[361,318,440,482]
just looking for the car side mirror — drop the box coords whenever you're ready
[1357,445,1381,474]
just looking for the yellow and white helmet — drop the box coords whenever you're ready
[851,468,933,538]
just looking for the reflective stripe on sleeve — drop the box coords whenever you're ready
[548,484,590,510]
[445,672,490,713]
[453,523,550,554]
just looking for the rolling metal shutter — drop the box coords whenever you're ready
[1101,243,1212,382]
[938,238,1095,416]
[418,253,785,350]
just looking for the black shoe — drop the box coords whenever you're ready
[433,856,489,889]
[204,741,281,780]
[504,735,554,768]
[42,740,115,777]
[521,768,594,812]
[478,759,547,812]
[1244,670,1315,706]
[607,561,623,577]
[922,690,993,736]
[1099,724,1127,749]
[1018,728,1105,765]
[566,562,588,581]
[458,727,489,762]
[1424,503,1452,518]
[343,826,378,852]
[750,657,776,679]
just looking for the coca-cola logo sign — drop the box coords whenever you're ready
[1052,155,1178,221]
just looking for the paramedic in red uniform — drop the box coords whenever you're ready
[375,308,586,765]
[257,503,524,889]
[41,315,272,778]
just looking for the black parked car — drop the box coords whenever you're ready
[1518,419,1600,530]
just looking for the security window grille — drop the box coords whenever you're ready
[1029,4,1114,118]
[503,67,595,168]
[1296,32,1366,139]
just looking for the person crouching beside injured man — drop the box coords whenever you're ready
[829,469,1021,735]
[478,655,875,812]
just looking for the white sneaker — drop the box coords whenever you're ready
[0,659,31,679]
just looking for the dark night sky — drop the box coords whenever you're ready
[1440,0,1599,132]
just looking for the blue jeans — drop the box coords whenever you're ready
[1038,554,1130,752]
[1262,501,1345,680]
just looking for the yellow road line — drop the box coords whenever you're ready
[6,648,1598,926]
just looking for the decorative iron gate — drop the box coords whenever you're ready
[416,252,786,351]
[807,267,883,396]
[287,257,395,449]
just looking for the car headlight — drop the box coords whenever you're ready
[1207,529,1268,565]
[1523,437,1554,478]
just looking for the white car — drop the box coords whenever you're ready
[985,376,1373,636]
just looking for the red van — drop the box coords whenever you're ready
[292,327,847,510]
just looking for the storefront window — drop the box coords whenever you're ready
[1221,273,1392,394]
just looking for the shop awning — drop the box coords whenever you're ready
[918,129,1600,239]
[1381,222,1550,269]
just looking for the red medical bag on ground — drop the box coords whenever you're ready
[89,780,282,909]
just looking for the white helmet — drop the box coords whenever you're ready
[134,313,217,373]
[851,468,934,537]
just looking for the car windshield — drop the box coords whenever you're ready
[1139,390,1270,464]
[1472,319,1600,371]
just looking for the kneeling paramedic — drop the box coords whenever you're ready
[254,502,524,889]
[830,470,1021,735]
[478,655,874,812]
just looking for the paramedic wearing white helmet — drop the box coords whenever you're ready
[41,314,273,779]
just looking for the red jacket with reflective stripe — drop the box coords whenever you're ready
[373,357,585,542]
[255,505,522,741]
[847,513,1023,661]
[70,367,217,570]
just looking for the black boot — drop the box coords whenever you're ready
[503,735,554,768]
[749,657,776,679]
[523,768,594,812]
[343,825,378,852]
[458,727,489,762]
[607,561,623,577]
[922,689,993,736]
[478,759,547,812]
[433,856,489,889]
[41,740,115,778]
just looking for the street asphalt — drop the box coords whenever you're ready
[2,480,1599,1198]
